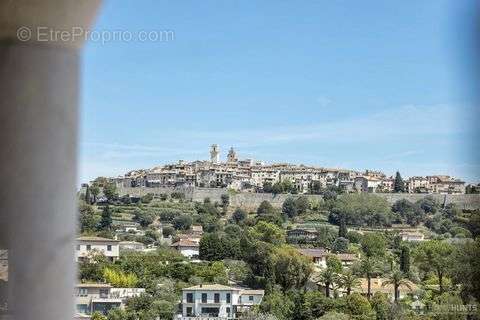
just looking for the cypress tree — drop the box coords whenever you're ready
[339,216,348,238]
[99,205,112,231]
[400,246,410,273]
[394,171,405,193]
[85,184,91,204]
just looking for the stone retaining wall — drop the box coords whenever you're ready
[117,186,480,211]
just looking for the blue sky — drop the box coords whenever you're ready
[80,0,479,183]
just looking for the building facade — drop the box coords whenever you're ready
[75,237,120,262]
[179,284,264,319]
[106,145,467,194]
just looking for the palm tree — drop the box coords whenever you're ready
[382,269,412,303]
[339,270,361,295]
[360,257,377,299]
[320,268,338,298]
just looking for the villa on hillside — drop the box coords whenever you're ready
[75,237,120,262]
[75,283,145,316]
[286,228,318,240]
[399,231,425,242]
[178,284,264,319]
[297,248,358,269]
[170,239,200,258]
[119,241,146,251]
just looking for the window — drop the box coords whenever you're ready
[76,304,89,314]
[186,293,193,303]
[86,245,91,251]
[186,307,193,316]
[107,245,112,251]
[226,293,231,303]
[214,293,220,303]
[202,293,207,303]
[99,289,109,298]
[249,295,253,301]
[226,307,231,315]
[78,288,88,297]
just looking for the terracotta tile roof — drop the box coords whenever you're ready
[76,236,119,242]
[298,248,328,258]
[240,289,265,295]
[170,239,199,248]
[184,284,235,291]
[76,283,112,288]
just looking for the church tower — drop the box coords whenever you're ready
[210,144,220,164]
[227,147,238,163]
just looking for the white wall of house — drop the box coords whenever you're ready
[75,240,120,262]
[178,246,199,258]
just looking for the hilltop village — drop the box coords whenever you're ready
[69,146,480,320]
[108,145,468,195]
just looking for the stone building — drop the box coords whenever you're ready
[104,145,467,195]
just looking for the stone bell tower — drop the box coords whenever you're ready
[227,147,238,163]
[210,144,220,164]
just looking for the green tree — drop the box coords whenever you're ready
[141,193,154,204]
[331,237,349,253]
[272,245,313,291]
[330,194,392,227]
[85,184,91,204]
[399,246,410,274]
[339,270,360,295]
[150,299,175,320]
[90,184,100,203]
[338,215,348,238]
[172,214,192,230]
[103,182,117,202]
[359,257,379,299]
[416,196,438,214]
[392,199,425,226]
[79,203,97,233]
[232,208,247,224]
[382,269,411,302]
[98,205,113,231]
[301,291,333,319]
[257,201,275,215]
[199,233,227,261]
[393,171,405,193]
[413,240,454,294]
[103,268,138,287]
[282,197,297,219]
[341,293,373,318]
[220,194,230,214]
[295,196,310,214]
[91,312,107,320]
[320,256,342,298]
[259,289,295,320]
[249,221,285,245]
[361,233,386,258]
[133,209,155,227]
[370,293,390,320]
[315,225,338,248]
[107,308,129,320]
[451,238,480,301]
[310,180,324,195]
